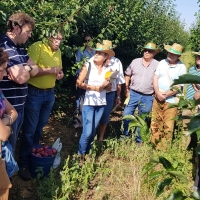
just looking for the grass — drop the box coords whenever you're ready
[34,133,195,200]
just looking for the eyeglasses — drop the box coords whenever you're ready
[52,36,63,42]
[144,49,154,53]
[85,39,90,42]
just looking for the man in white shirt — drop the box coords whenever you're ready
[151,43,186,149]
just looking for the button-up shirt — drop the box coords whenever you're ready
[125,57,159,94]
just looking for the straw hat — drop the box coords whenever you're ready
[164,43,183,55]
[143,42,160,54]
[192,50,200,56]
[95,43,115,57]
[102,40,117,49]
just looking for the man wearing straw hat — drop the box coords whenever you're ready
[122,42,160,142]
[98,40,125,141]
[151,43,186,148]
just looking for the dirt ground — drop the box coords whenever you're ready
[8,104,123,200]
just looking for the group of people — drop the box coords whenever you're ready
[76,37,200,156]
[0,11,199,183]
[0,12,64,181]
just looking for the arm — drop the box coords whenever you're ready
[2,97,18,126]
[124,75,130,97]
[192,84,199,92]
[0,97,18,141]
[116,84,122,105]
[153,74,166,101]
[76,65,110,92]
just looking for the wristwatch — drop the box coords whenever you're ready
[28,65,33,72]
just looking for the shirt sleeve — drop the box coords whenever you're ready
[76,49,82,63]
[28,41,42,64]
[116,59,125,85]
[125,60,134,76]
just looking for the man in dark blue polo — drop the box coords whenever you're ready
[0,12,38,157]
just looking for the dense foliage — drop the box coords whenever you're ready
[0,0,190,111]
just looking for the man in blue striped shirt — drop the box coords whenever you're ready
[0,12,39,157]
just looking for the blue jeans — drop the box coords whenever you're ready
[18,87,55,167]
[9,108,24,155]
[123,90,154,142]
[78,105,105,154]
[100,91,115,124]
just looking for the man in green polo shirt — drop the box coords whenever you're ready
[18,31,64,181]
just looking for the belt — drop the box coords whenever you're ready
[28,84,53,92]
[131,89,154,96]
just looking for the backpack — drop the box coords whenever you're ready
[72,62,91,129]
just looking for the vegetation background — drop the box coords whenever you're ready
[0,0,200,199]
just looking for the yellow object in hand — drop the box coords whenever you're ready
[105,71,112,79]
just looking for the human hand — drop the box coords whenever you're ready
[156,92,166,102]
[56,69,64,80]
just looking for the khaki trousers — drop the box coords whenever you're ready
[151,98,177,148]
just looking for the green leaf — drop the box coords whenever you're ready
[167,171,188,184]
[173,74,200,85]
[122,115,137,121]
[142,162,157,176]
[159,156,173,170]
[148,171,162,180]
[167,190,185,200]
[150,157,159,163]
[186,116,200,136]
[156,178,172,197]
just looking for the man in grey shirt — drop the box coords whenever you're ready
[122,42,160,142]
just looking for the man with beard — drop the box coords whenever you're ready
[18,31,64,180]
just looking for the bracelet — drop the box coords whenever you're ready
[3,114,13,126]
[117,96,121,99]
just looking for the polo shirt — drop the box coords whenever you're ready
[186,66,200,100]
[155,59,187,103]
[0,34,29,110]
[27,41,62,89]
[125,57,159,94]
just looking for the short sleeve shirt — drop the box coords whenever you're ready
[125,58,159,94]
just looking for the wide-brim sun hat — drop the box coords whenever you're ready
[95,43,115,57]
[143,42,160,54]
[164,43,183,55]
[192,50,200,56]
[102,40,117,49]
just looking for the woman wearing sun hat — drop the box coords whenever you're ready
[151,43,187,149]
[76,42,114,156]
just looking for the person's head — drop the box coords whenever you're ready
[0,48,9,81]
[192,50,200,67]
[48,31,63,51]
[164,43,183,64]
[84,34,92,47]
[143,42,160,60]
[6,12,35,45]
[94,42,115,64]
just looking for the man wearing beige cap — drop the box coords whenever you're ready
[122,42,160,142]
[151,43,187,148]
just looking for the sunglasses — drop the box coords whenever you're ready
[144,49,154,53]
[85,39,90,42]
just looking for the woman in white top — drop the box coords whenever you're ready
[76,42,115,155]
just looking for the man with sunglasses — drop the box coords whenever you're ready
[0,12,39,155]
[18,30,64,180]
[122,42,160,143]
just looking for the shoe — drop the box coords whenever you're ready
[18,167,31,181]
